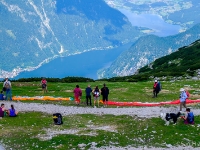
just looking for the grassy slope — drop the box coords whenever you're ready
[1,112,200,149]
[0,80,200,149]
[6,80,200,103]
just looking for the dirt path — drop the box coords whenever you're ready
[2,101,200,118]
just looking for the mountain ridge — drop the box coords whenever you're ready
[98,23,200,78]
[105,39,200,82]
[138,39,200,77]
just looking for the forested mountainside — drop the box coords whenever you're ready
[105,39,200,82]
[138,39,200,77]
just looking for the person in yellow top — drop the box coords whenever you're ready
[92,86,101,108]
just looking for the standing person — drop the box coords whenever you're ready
[41,77,47,93]
[185,88,190,100]
[152,80,160,98]
[8,104,18,117]
[0,91,5,100]
[73,85,82,105]
[85,85,92,106]
[179,88,187,111]
[101,83,109,107]
[92,86,101,108]
[3,77,12,100]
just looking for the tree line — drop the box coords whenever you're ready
[3,77,95,83]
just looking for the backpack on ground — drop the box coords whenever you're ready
[187,112,194,123]
[53,113,63,125]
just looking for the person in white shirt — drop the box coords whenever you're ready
[179,88,187,111]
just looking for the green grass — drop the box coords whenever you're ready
[1,113,200,150]
[0,80,200,149]
[4,79,200,103]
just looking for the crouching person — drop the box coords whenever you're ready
[181,108,194,124]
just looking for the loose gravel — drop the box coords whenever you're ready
[2,101,200,118]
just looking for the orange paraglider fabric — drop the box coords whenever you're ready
[12,96,73,101]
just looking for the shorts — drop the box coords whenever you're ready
[42,84,46,89]
[94,96,99,101]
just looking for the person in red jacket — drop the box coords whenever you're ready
[73,85,82,105]
[152,80,161,98]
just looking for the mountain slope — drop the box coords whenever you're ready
[0,0,144,78]
[105,39,200,82]
[98,23,200,78]
[138,39,200,77]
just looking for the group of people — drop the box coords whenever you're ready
[0,77,195,125]
[0,103,18,118]
[0,77,47,101]
[152,80,190,111]
[179,87,195,124]
[73,83,109,107]
[153,80,195,124]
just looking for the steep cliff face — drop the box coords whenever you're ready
[98,23,200,78]
[0,0,143,78]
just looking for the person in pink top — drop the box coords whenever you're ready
[41,77,47,93]
[73,85,82,105]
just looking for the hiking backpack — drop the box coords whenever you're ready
[157,82,162,91]
[53,113,63,125]
[4,81,11,89]
[186,90,190,98]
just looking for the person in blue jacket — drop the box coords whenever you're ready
[181,108,194,124]
[85,85,92,106]
[0,91,5,100]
